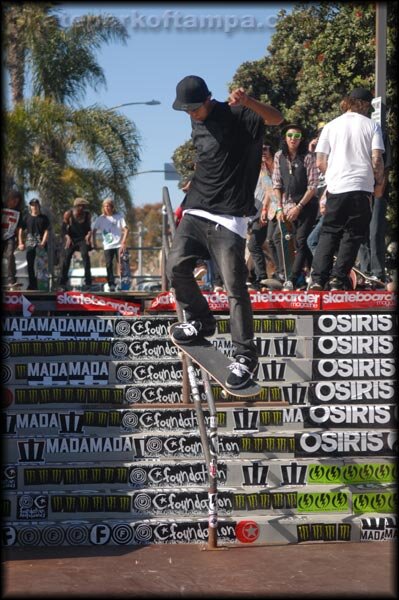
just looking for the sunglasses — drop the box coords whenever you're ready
[286,132,302,139]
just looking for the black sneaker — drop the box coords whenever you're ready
[225,355,258,390]
[172,320,215,344]
[308,282,323,291]
[328,277,349,291]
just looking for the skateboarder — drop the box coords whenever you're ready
[18,198,50,290]
[166,75,283,390]
[92,198,129,292]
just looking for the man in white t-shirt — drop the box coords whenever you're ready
[308,87,385,291]
[92,198,128,291]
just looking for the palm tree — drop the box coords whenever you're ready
[5,98,141,225]
[3,4,141,218]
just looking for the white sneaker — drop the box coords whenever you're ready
[214,286,224,293]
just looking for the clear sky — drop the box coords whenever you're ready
[58,3,292,208]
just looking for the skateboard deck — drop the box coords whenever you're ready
[258,278,283,290]
[278,217,295,284]
[351,266,385,289]
[169,323,261,399]
[119,249,131,290]
[35,245,49,291]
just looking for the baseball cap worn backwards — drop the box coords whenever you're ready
[349,88,373,102]
[173,76,211,111]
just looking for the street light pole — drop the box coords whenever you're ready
[108,100,161,110]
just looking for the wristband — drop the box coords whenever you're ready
[297,202,304,209]
[276,207,282,213]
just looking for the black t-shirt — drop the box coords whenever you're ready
[24,213,50,237]
[184,101,265,216]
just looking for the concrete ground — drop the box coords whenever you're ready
[2,541,396,598]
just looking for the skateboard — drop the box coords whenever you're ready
[278,217,295,285]
[350,266,385,289]
[169,323,261,399]
[119,249,131,290]
[35,245,49,291]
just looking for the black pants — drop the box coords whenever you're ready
[26,246,38,289]
[274,198,318,283]
[104,248,119,286]
[166,214,256,361]
[311,191,372,286]
[60,240,92,286]
[247,220,268,281]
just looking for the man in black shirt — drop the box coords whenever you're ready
[58,197,92,291]
[167,75,283,390]
[19,198,50,290]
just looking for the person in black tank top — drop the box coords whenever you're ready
[58,198,93,290]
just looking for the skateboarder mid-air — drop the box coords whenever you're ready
[167,75,283,390]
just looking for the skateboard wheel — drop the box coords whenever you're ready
[221,390,229,399]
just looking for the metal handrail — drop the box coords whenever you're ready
[162,185,219,549]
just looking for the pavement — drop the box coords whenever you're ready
[2,541,396,598]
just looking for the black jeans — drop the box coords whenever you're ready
[104,248,119,286]
[166,214,257,361]
[358,196,387,279]
[1,237,17,285]
[311,191,372,286]
[288,198,319,282]
[247,220,268,281]
[60,240,92,286]
[26,246,38,289]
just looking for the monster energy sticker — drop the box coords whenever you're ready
[217,316,314,336]
[297,522,352,543]
[2,340,112,359]
[10,385,184,406]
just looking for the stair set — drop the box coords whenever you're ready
[2,300,397,548]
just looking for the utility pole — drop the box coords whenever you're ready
[374,2,387,128]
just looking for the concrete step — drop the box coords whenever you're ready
[4,430,396,463]
[3,485,396,521]
[5,458,394,491]
[3,513,396,547]
[3,404,397,436]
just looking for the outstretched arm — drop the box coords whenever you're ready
[228,87,283,125]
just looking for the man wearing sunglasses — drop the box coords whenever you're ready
[272,124,319,290]
[167,75,283,390]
